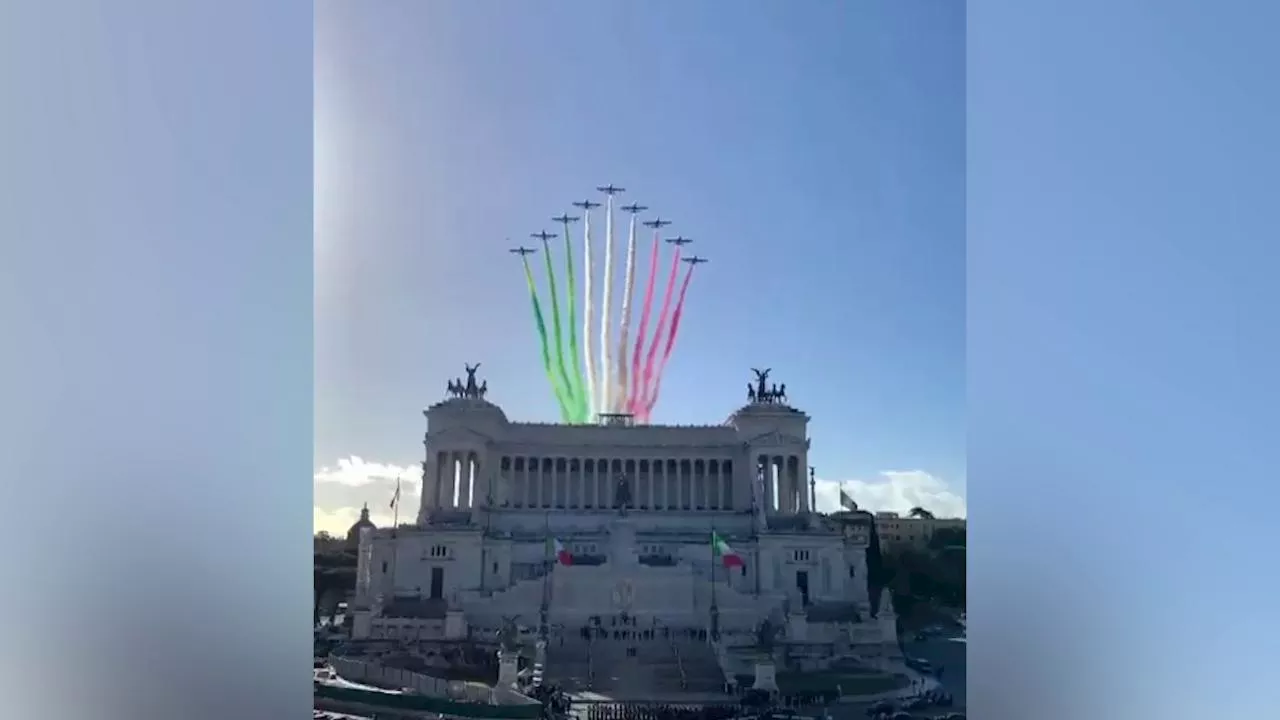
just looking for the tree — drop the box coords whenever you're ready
[908,506,935,519]
[929,526,966,551]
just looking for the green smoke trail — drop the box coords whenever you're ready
[561,220,588,422]
[540,236,580,422]
[521,257,572,422]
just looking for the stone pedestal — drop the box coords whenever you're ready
[497,650,520,687]
[787,612,809,642]
[876,587,900,656]
[444,609,468,640]
[752,661,778,693]
[351,609,372,640]
[609,519,638,567]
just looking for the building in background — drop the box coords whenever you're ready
[871,511,965,549]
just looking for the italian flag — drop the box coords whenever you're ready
[712,531,744,568]
[552,537,573,566]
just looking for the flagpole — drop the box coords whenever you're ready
[390,475,401,598]
[709,526,719,641]
[540,511,551,642]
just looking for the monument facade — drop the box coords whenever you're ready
[351,367,890,674]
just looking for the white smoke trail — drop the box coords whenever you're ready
[582,206,597,419]
[616,211,639,414]
[600,194,616,415]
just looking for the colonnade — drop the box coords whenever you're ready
[422,449,809,515]
[501,457,738,511]
[428,450,482,509]
[757,454,809,513]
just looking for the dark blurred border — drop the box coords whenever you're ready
[0,1,314,718]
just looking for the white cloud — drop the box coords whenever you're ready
[314,506,360,536]
[314,456,421,534]
[314,456,418,487]
[814,470,966,518]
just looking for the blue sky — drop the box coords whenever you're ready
[314,1,964,532]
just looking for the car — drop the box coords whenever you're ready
[905,657,934,673]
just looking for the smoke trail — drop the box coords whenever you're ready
[520,255,572,422]
[627,230,660,414]
[539,233,578,421]
[560,218,587,423]
[581,208,597,419]
[634,242,682,415]
[615,212,639,414]
[643,261,698,416]
[600,195,616,414]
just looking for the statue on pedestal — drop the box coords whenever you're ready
[750,368,771,402]
[497,615,521,652]
[747,369,789,405]
[755,616,782,654]
[446,363,489,400]
[613,473,632,515]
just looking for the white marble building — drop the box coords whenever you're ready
[351,372,885,655]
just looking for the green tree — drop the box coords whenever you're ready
[908,506,935,519]
[929,525,966,551]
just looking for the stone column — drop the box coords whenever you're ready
[572,458,582,509]
[793,456,810,512]
[418,454,437,521]
[439,453,452,508]
[528,457,539,508]
[545,456,555,507]
[777,456,792,513]
[645,458,655,504]
[694,459,705,509]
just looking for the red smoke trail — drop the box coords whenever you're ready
[633,243,682,416]
[643,262,697,418]
[627,231,661,414]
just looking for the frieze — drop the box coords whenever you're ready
[423,426,495,445]
[743,430,809,448]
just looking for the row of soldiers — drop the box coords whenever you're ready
[585,703,744,720]
[572,625,710,643]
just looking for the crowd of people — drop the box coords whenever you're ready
[527,682,572,719]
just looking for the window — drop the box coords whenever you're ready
[492,562,498,573]
[793,549,811,562]
[429,544,448,558]
[381,561,388,573]
[849,564,856,578]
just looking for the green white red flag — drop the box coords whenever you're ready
[712,531,744,568]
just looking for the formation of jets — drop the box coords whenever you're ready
[505,188,716,264]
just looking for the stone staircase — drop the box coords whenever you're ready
[669,639,727,694]
[543,636,594,693]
